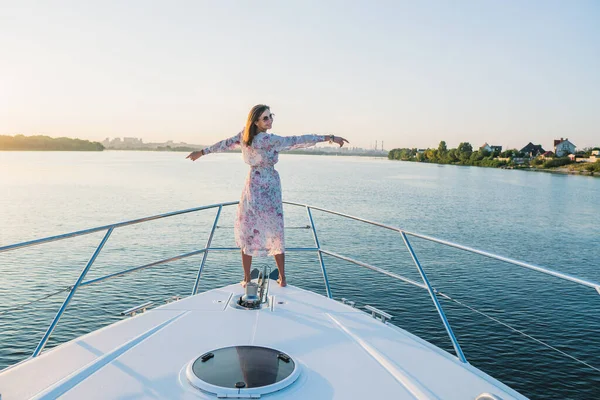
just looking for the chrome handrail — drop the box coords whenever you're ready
[400,231,467,363]
[0,202,238,254]
[284,201,600,293]
[1,200,599,365]
[33,228,114,357]
[192,205,223,296]
[306,206,332,298]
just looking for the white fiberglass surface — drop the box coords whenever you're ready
[0,284,526,400]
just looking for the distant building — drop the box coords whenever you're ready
[570,152,599,163]
[520,142,545,157]
[553,138,576,157]
[591,149,600,156]
[123,137,143,145]
[539,151,554,159]
[479,143,502,154]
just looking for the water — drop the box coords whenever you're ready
[1,151,599,399]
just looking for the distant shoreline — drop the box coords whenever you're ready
[0,149,103,152]
[104,148,387,157]
[390,158,600,178]
[1,135,386,157]
[388,144,600,178]
[0,148,387,158]
[526,166,599,178]
[0,135,104,151]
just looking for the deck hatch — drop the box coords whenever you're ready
[186,345,300,396]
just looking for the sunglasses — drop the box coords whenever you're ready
[259,113,275,122]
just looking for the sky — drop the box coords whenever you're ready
[1,0,599,151]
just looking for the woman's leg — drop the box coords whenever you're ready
[274,252,286,287]
[241,250,252,287]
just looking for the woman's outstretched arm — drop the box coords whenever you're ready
[186,131,242,161]
[270,134,348,152]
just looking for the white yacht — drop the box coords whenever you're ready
[1,201,598,399]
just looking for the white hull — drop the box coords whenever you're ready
[0,282,527,399]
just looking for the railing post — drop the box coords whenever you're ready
[32,227,114,357]
[400,231,468,363]
[191,206,223,295]
[306,207,332,298]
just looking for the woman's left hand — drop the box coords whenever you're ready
[332,136,349,147]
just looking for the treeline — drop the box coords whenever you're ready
[530,157,572,168]
[388,141,595,171]
[388,141,508,167]
[0,135,104,151]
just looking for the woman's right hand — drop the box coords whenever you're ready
[332,136,349,147]
[186,150,204,161]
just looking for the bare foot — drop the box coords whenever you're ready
[277,277,287,287]
[240,278,251,288]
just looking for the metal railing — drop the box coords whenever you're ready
[1,200,599,365]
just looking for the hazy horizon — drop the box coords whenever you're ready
[2,1,599,150]
[2,132,588,153]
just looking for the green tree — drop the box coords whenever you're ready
[425,149,438,162]
[447,148,459,163]
[438,141,447,152]
[457,142,473,163]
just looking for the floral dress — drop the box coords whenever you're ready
[203,131,326,257]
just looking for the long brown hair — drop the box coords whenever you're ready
[242,104,270,146]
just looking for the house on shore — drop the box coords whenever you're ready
[554,138,576,157]
[539,151,554,160]
[479,143,502,154]
[520,142,545,157]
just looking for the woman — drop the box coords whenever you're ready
[187,104,348,287]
